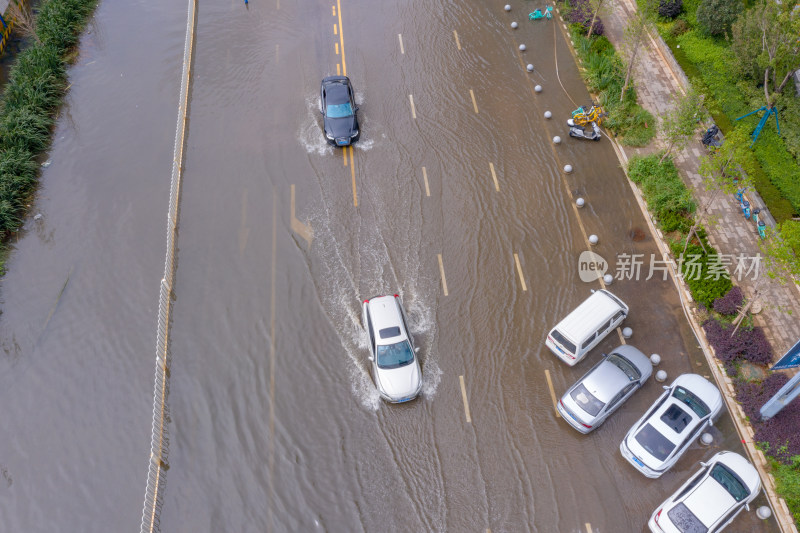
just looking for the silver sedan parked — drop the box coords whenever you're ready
[557,345,653,433]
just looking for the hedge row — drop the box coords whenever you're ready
[628,154,734,306]
[0,0,99,244]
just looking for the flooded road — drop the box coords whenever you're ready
[0,0,779,532]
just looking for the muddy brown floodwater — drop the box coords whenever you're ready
[0,0,780,532]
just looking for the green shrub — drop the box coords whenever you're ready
[0,0,100,242]
[670,238,733,307]
[771,456,800,524]
[696,0,741,36]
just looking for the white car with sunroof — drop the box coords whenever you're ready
[362,294,422,403]
[620,374,723,478]
[648,451,761,532]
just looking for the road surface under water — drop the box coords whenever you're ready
[0,0,780,532]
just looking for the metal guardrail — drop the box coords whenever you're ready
[139,0,196,531]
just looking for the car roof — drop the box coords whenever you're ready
[646,395,701,446]
[582,360,630,403]
[367,296,407,344]
[682,474,737,526]
[554,290,627,342]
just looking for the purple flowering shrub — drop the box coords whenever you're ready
[735,373,800,463]
[563,0,605,36]
[703,318,773,373]
[712,286,743,316]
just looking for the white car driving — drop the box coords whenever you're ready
[648,451,761,532]
[620,374,723,478]
[362,294,422,403]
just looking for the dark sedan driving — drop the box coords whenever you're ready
[320,76,360,147]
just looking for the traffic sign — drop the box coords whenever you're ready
[771,338,800,371]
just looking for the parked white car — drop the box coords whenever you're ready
[362,294,422,403]
[648,451,761,532]
[620,374,723,478]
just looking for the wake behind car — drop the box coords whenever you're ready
[648,451,761,532]
[620,373,723,478]
[362,294,422,403]
[320,75,359,146]
[557,344,652,433]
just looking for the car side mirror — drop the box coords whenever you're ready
[662,385,670,391]
[414,346,420,353]
[355,106,360,111]
[601,352,608,357]
[700,461,708,467]
[708,419,713,426]
[745,503,750,512]
[367,355,374,361]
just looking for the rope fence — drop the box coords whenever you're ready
[140,0,196,531]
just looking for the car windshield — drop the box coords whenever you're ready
[660,404,693,433]
[376,341,414,369]
[551,330,576,354]
[666,503,707,533]
[710,464,750,502]
[634,423,676,461]
[570,383,605,416]
[673,386,711,418]
[607,353,641,380]
[326,102,353,118]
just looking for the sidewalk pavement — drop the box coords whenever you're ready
[595,2,800,530]
[602,0,800,357]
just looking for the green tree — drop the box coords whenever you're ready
[659,89,705,163]
[620,0,656,102]
[762,220,800,285]
[683,127,753,257]
[696,0,741,36]
[731,0,800,106]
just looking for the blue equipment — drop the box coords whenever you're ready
[735,106,780,146]
[758,220,767,239]
[742,200,751,219]
[529,6,553,20]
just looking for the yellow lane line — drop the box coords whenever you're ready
[489,162,499,191]
[437,254,448,296]
[459,375,472,423]
[334,23,337,35]
[335,42,339,55]
[343,146,347,166]
[469,89,479,114]
[349,145,357,207]
[398,33,405,54]
[585,523,593,533]
[545,369,561,417]
[514,253,527,291]
[336,0,346,75]
[409,94,417,119]
[422,166,430,197]
[332,4,335,16]
[453,29,461,50]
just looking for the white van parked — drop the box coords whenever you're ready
[545,289,628,366]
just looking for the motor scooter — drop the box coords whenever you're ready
[567,120,602,141]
